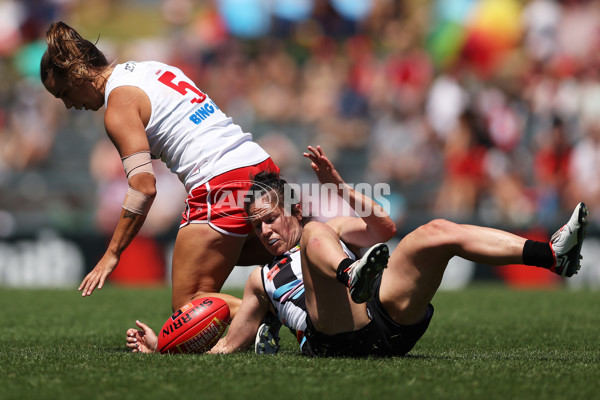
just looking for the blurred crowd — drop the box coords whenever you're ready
[1,0,600,239]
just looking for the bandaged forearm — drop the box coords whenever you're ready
[123,186,153,215]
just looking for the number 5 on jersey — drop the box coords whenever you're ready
[158,71,207,104]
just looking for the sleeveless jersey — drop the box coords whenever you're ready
[261,242,357,343]
[104,61,270,192]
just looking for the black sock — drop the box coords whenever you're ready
[522,240,554,269]
[336,258,355,286]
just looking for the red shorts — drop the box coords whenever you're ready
[180,158,280,236]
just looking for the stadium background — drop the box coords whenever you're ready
[1,0,599,290]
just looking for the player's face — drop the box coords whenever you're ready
[43,71,104,111]
[249,195,303,256]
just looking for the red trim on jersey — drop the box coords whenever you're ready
[180,158,279,236]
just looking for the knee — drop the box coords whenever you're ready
[413,219,458,247]
[171,278,225,311]
[302,221,329,235]
[299,221,342,268]
[172,294,192,312]
[300,221,333,248]
[423,218,456,234]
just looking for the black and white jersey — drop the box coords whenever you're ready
[261,245,306,340]
[260,241,357,343]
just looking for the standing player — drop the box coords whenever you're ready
[40,21,279,315]
[126,146,588,356]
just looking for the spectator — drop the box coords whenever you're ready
[2,0,599,279]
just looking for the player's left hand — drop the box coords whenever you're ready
[303,145,344,187]
[126,320,158,353]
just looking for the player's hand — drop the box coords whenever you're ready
[126,320,158,353]
[302,145,344,186]
[78,252,119,297]
[206,337,227,354]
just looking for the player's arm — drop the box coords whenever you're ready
[304,145,396,248]
[79,86,156,297]
[209,268,271,354]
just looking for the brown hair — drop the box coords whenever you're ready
[244,171,312,225]
[40,21,109,86]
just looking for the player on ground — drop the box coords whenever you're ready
[126,146,588,356]
[40,21,279,315]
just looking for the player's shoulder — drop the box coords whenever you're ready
[106,61,163,97]
[112,60,155,76]
[112,60,169,77]
[250,266,267,286]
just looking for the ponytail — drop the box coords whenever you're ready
[40,21,108,85]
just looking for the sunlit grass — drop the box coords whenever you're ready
[1,285,598,400]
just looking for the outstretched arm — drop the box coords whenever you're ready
[79,86,155,297]
[208,267,271,354]
[303,145,396,247]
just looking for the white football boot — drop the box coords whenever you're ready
[346,243,389,304]
[549,202,589,277]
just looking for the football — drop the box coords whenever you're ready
[157,297,230,354]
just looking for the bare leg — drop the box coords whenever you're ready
[299,221,370,335]
[171,224,246,316]
[380,219,527,326]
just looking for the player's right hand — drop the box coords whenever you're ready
[78,252,119,296]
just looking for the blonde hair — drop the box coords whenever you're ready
[40,21,109,85]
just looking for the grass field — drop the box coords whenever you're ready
[1,285,598,400]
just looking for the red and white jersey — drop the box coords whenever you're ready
[105,61,269,192]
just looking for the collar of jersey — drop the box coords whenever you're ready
[286,244,300,255]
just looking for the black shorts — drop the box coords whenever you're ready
[302,276,434,358]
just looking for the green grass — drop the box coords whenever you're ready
[1,286,599,400]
